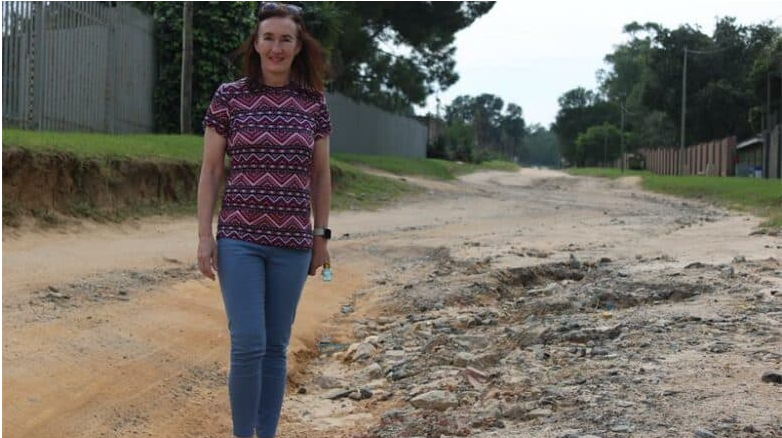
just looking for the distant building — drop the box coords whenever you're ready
[735,136,764,177]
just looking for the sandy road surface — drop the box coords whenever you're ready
[3,168,780,438]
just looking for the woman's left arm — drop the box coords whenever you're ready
[309,135,331,275]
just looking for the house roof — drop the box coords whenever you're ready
[736,136,764,150]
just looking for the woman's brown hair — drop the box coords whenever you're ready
[241,6,328,92]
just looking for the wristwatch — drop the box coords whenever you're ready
[313,227,332,240]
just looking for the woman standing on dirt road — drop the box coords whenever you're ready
[196,3,332,437]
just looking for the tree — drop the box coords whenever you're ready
[575,123,623,166]
[551,89,617,165]
[525,124,560,167]
[320,2,495,114]
[444,93,527,161]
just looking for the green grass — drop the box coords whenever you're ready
[3,128,204,163]
[333,153,519,180]
[566,167,648,179]
[330,160,422,210]
[568,167,782,229]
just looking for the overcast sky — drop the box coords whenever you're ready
[414,0,781,128]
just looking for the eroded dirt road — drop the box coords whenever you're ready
[3,169,780,438]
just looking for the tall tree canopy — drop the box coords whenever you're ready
[320,1,495,115]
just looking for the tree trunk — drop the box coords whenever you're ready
[180,1,193,134]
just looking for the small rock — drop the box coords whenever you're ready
[297,386,307,394]
[314,374,343,389]
[348,388,372,400]
[760,370,782,384]
[732,255,746,263]
[610,424,632,433]
[453,351,475,367]
[346,342,376,362]
[720,266,734,277]
[569,253,581,269]
[527,408,553,419]
[322,388,354,400]
[743,424,759,433]
[694,428,716,438]
[360,362,384,379]
[410,390,458,411]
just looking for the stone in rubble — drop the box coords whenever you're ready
[346,342,376,362]
[314,374,343,389]
[760,370,782,384]
[694,428,716,438]
[569,253,581,269]
[502,401,537,420]
[360,362,384,379]
[348,388,373,400]
[453,351,475,367]
[410,390,458,411]
[561,323,623,343]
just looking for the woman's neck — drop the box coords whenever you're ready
[262,71,290,87]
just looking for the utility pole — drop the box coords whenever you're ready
[180,1,193,134]
[620,102,626,173]
[679,47,688,176]
[603,128,608,167]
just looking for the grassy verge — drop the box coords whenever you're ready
[3,128,204,163]
[333,153,518,180]
[567,167,782,229]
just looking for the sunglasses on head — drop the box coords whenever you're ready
[258,2,303,17]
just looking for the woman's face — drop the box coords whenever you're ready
[255,16,301,78]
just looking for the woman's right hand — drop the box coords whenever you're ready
[197,236,218,280]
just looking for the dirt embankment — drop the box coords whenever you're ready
[2,148,201,224]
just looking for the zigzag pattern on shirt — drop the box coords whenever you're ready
[217,229,311,250]
[228,172,309,189]
[231,130,313,148]
[223,194,309,210]
[219,211,311,232]
[231,153,309,168]
[231,93,321,113]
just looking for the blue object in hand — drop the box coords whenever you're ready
[322,262,332,282]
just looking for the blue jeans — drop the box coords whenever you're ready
[216,238,311,438]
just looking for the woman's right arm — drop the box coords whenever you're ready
[197,127,227,280]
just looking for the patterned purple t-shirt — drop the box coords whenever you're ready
[202,77,332,250]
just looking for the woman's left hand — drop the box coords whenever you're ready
[309,237,330,276]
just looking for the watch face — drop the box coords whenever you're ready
[323,228,332,239]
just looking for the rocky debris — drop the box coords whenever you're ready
[301,251,782,438]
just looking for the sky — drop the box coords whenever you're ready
[414,0,781,128]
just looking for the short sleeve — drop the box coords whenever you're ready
[314,93,332,140]
[203,83,230,138]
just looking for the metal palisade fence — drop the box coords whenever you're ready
[2,2,427,156]
[2,1,155,133]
